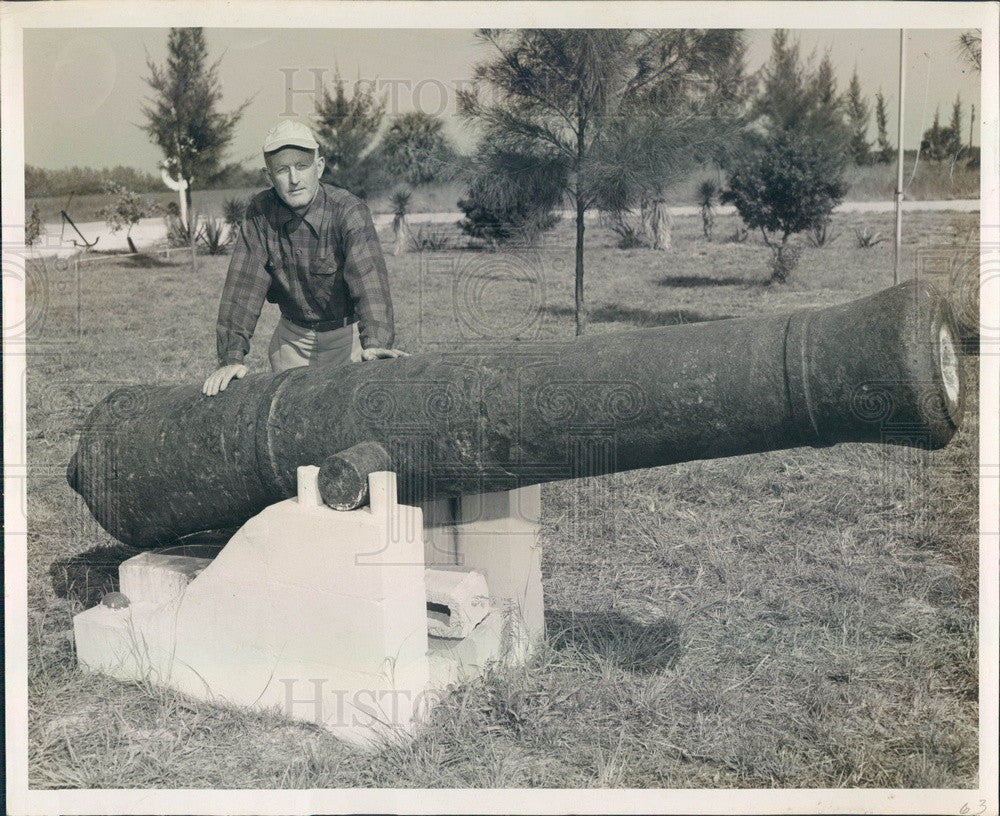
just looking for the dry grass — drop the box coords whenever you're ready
[23,209,979,788]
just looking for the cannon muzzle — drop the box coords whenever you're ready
[69,281,964,548]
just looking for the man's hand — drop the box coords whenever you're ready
[361,347,410,361]
[202,364,248,396]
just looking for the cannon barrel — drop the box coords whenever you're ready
[68,281,964,548]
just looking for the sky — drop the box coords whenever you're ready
[22,27,983,172]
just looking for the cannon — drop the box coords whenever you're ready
[68,281,964,549]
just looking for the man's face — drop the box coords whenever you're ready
[264,146,324,212]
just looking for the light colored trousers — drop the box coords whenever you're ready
[268,317,363,373]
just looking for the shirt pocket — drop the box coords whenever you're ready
[309,253,341,276]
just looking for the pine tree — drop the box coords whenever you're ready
[460,29,747,335]
[947,94,963,160]
[874,89,893,164]
[921,108,947,162]
[958,31,981,73]
[141,28,250,212]
[378,112,457,187]
[846,69,871,165]
[754,30,812,131]
[810,53,846,143]
[313,73,387,198]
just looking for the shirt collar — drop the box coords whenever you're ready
[276,183,327,236]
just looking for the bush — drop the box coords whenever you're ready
[25,203,43,247]
[222,197,247,236]
[806,217,838,247]
[200,218,229,254]
[166,214,199,248]
[410,224,451,252]
[722,130,848,282]
[604,211,648,249]
[98,181,160,253]
[458,194,560,247]
[457,146,564,248]
[853,225,885,248]
[697,179,718,240]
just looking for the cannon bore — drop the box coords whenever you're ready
[68,281,964,548]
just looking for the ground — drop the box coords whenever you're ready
[23,209,979,788]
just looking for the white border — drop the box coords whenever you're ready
[3,3,998,815]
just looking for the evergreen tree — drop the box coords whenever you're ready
[378,111,457,187]
[755,30,810,131]
[957,31,981,73]
[459,28,747,335]
[874,89,893,164]
[810,53,847,147]
[921,108,947,162]
[313,73,387,198]
[845,68,871,165]
[754,33,848,154]
[141,28,250,213]
[727,31,849,279]
[947,94,963,160]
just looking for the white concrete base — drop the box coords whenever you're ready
[74,472,546,747]
[424,566,490,639]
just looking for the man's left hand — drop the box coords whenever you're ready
[361,347,410,361]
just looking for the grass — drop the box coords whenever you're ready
[23,209,979,788]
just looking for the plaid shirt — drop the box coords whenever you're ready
[216,182,394,366]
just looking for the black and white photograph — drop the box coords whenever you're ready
[3,2,997,814]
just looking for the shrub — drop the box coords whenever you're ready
[98,181,160,253]
[410,224,451,252]
[391,189,412,256]
[222,197,247,236]
[458,188,560,248]
[605,211,648,249]
[457,147,564,248]
[806,217,839,247]
[25,203,43,247]
[200,218,229,254]
[853,225,885,248]
[697,179,718,240]
[166,214,200,248]
[722,130,848,282]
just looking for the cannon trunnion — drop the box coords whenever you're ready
[68,281,964,549]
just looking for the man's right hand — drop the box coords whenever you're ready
[202,364,249,396]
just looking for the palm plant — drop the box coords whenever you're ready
[391,189,412,256]
[697,179,718,240]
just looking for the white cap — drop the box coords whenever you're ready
[262,119,319,154]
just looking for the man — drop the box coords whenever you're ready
[203,119,406,396]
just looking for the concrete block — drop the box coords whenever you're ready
[72,473,545,750]
[452,511,545,646]
[427,607,529,683]
[459,484,541,524]
[296,464,322,507]
[270,656,433,748]
[119,551,212,605]
[420,497,459,565]
[424,566,490,639]
[192,495,425,604]
[73,604,131,674]
[73,599,180,681]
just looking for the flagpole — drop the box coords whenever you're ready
[894,29,905,285]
